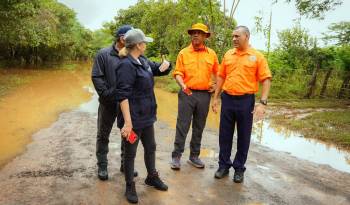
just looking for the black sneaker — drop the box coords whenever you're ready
[233,171,244,183]
[145,171,168,191]
[214,168,229,179]
[125,182,138,204]
[120,165,139,177]
[97,166,108,181]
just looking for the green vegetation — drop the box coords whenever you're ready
[271,110,350,150]
[102,0,236,62]
[280,0,343,19]
[0,0,95,66]
[264,21,350,99]
[271,99,349,109]
[154,75,179,93]
[93,0,350,99]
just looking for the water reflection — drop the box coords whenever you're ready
[251,120,350,173]
[79,86,98,114]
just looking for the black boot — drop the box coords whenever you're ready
[233,171,244,183]
[97,166,108,181]
[214,168,229,179]
[120,164,139,177]
[125,182,138,204]
[145,171,168,191]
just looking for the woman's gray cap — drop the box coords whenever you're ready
[124,28,153,47]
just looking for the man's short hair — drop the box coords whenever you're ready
[234,26,250,38]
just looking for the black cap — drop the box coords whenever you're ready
[114,25,133,38]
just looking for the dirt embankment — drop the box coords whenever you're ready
[0,109,349,205]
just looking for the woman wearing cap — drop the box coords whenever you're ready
[115,28,171,204]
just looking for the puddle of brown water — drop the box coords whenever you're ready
[199,148,216,158]
[155,88,220,130]
[0,64,92,167]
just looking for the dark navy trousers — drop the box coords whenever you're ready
[218,92,255,172]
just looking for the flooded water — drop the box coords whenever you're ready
[252,121,350,173]
[1,66,349,174]
[0,64,92,167]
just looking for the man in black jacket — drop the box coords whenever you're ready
[91,25,138,180]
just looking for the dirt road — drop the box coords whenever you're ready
[0,108,349,205]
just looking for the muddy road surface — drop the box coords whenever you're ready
[0,108,349,205]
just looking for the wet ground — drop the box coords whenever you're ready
[0,69,350,204]
[0,108,349,205]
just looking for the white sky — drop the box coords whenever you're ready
[57,0,350,50]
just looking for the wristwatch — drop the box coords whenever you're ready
[259,99,267,105]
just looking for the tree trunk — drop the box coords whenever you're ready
[305,60,321,98]
[338,71,350,99]
[208,0,215,49]
[34,47,38,66]
[266,11,272,60]
[319,68,333,98]
[10,46,15,60]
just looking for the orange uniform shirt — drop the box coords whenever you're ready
[173,44,219,90]
[218,47,272,95]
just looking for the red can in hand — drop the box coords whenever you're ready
[128,130,138,144]
[183,87,192,96]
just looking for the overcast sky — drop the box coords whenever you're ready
[57,0,349,50]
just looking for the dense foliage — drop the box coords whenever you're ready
[0,0,94,65]
[103,0,236,62]
[268,22,350,99]
[0,0,348,99]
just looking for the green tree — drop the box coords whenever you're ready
[277,0,343,19]
[319,47,337,98]
[275,23,316,71]
[107,0,236,62]
[253,10,273,58]
[305,46,335,98]
[0,0,94,66]
[322,21,350,98]
[90,26,114,53]
[323,21,350,45]
[337,45,350,98]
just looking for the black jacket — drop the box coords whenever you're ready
[91,44,120,105]
[116,55,172,129]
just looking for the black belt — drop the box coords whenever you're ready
[191,89,209,92]
[223,91,254,99]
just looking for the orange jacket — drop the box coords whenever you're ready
[219,47,272,95]
[173,44,219,90]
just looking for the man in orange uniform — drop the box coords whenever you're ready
[171,23,219,170]
[212,26,272,183]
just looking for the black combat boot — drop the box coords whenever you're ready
[125,181,138,203]
[97,166,108,181]
[145,171,168,191]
